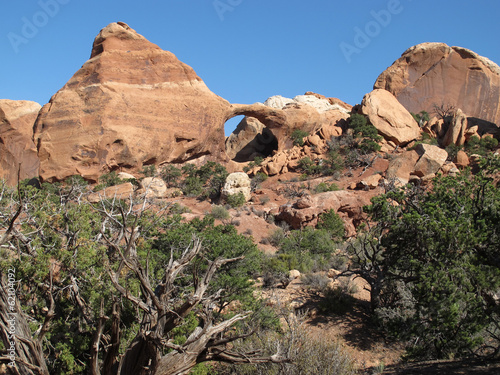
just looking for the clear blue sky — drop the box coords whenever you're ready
[2,0,499,135]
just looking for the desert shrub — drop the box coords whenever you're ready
[348,113,382,152]
[302,273,330,291]
[319,279,358,315]
[267,227,287,247]
[93,171,122,191]
[321,149,345,175]
[169,202,191,215]
[226,191,246,208]
[218,316,356,375]
[141,164,156,177]
[209,205,230,221]
[297,157,321,176]
[411,110,430,127]
[314,182,340,194]
[161,164,182,187]
[316,209,345,240]
[261,255,290,288]
[466,135,499,156]
[290,129,309,146]
[251,172,268,190]
[445,143,463,161]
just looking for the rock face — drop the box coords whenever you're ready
[374,43,500,126]
[360,89,420,145]
[0,100,41,185]
[34,22,231,182]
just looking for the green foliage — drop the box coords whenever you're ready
[411,110,430,127]
[278,227,336,273]
[297,157,321,176]
[161,164,182,187]
[141,164,156,177]
[243,155,265,173]
[225,191,246,208]
[93,171,122,191]
[321,149,345,175]
[210,205,230,220]
[465,135,499,156]
[348,113,382,152]
[290,129,309,146]
[250,172,268,190]
[360,165,500,360]
[314,182,340,194]
[445,143,463,161]
[316,209,345,240]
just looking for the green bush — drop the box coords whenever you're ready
[161,164,182,187]
[93,171,122,191]
[466,135,499,156]
[314,182,340,194]
[291,129,309,147]
[225,191,246,208]
[209,205,230,221]
[297,157,321,176]
[316,209,345,240]
[348,113,382,153]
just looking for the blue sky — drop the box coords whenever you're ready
[2,0,499,135]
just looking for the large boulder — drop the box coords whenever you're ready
[374,43,500,126]
[34,22,231,182]
[413,144,448,177]
[221,172,251,202]
[0,100,41,185]
[386,150,420,185]
[360,89,420,145]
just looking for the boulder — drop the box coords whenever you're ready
[358,174,382,190]
[87,182,135,203]
[442,109,467,147]
[455,150,470,169]
[289,270,301,279]
[374,43,500,126]
[117,172,136,180]
[360,89,420,145]
[0,100,41,185]
[34,22,231,182]
[413,144,448,177]
[140,177,168,198]
[386,150,420,185]
[221,172,251,201]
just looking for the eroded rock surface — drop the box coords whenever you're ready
[0,100,41,185]
[375,43,500,126]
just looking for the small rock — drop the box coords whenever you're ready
[289,270,301,279]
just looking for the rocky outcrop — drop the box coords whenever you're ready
[226,93,350,161]
[277,190,373,236]
[360,89,420,145]
[374,43,500,126]
[0,100,41,185]
[442,109,467,147]
[34,22,232,182]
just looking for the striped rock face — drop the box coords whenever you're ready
[34,22,231,182]
[0,100,41,185]
[374,43,500,126]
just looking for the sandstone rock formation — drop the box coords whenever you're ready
[360,89,420,145]
[0,100,41,185]
[140,177,168,199]
[413,144,448,177]
[386,150,420,186]
[226,93,351,162]
[442,109,467,147]
[374,43,500,126]
[225,117,277,162]
[221,172,251,202]
[277,190,373,236]
[34,22,232,182]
